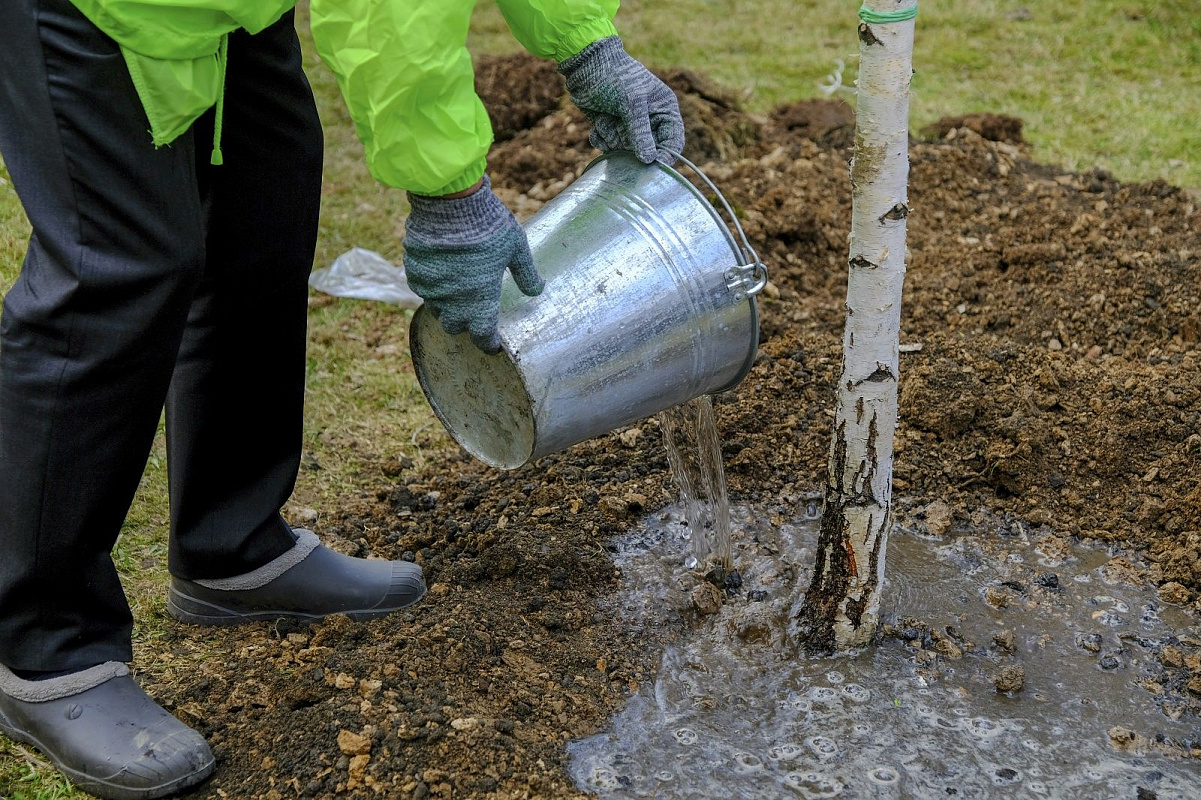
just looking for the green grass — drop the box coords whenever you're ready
[0,165,27,295]
[1,0,1198,794]
[0,757,75,800]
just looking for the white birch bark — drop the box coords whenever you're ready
[794,0,914,652]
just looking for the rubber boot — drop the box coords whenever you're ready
[0,663,215,800]
[167,529,426,626]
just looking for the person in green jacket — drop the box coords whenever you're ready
[0,0,682,797]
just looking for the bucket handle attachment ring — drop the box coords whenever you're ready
[670,153,769,301]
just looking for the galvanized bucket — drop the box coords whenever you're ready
[409,152,767,470]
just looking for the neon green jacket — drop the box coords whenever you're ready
[67,1,619,194]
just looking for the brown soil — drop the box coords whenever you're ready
[164,54,1200,798]
[474,54,565,143]
[921,112,1026,144]
[771,98,856,149]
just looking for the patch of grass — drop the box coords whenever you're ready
[1,0,1197,793]
[0,163,28,295]
[0,754,76,800]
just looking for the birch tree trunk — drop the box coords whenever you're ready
[793,0,915,653]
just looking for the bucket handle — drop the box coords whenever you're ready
[670,153,770,301]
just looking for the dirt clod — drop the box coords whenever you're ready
[924,500,953,537]
[985,587,1011,609]
[934,637,964,659]
[337,729,371,756]
[691,581,723,615]
[994,665,1026,693]
[1104,557,1147,587]
[1109,726,1148,753]
[992,630,1017,653]
[1158,581,1191,605]
[347,754,370,789]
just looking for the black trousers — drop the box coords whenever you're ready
[0,0,324,672]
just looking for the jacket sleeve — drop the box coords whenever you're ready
[495,0,619,62]
[310,0,491,195]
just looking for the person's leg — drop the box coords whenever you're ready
[0,1,216,796]
[162,14,426,625]
[0,0,205,674]
[165,11,323,580]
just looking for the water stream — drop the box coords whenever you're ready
[568,501,1201,798]
[659,396,733,574]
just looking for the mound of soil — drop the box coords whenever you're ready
[922,112,1026,144]
[771,98,856,149]
[657,68,764,163]
[474,54,565,143]
[484,55,770,200]
[160,60,1199,798]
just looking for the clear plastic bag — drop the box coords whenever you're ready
[308,247,422,308]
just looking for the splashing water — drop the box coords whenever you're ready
[569,503,1201,799]
[659,396,732,574]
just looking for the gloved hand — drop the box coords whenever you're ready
[558,36,685,164]
[403,176,543,354]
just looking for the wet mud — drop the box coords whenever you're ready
[152,53,1198,798]
[570,502,1200,798]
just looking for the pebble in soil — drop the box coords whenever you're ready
[568,502,1201,799]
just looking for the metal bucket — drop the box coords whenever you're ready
[409,152,767,470]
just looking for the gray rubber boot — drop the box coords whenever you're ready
[167,529,426,626]
[0,663,215,800]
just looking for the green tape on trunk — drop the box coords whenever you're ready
[858,3,918,24]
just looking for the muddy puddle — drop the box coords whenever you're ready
[568,503,1201,798]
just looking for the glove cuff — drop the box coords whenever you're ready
[405,176,514,246]
[557,35,625,80]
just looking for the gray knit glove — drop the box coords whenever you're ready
[403,176,543,354]
[558,36,685,164]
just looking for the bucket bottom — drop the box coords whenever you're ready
[410,307,536,470]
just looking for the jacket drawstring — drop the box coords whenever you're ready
[210,35,229,166]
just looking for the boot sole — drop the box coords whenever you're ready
[0,706,215,800]
[166,584,427,627]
